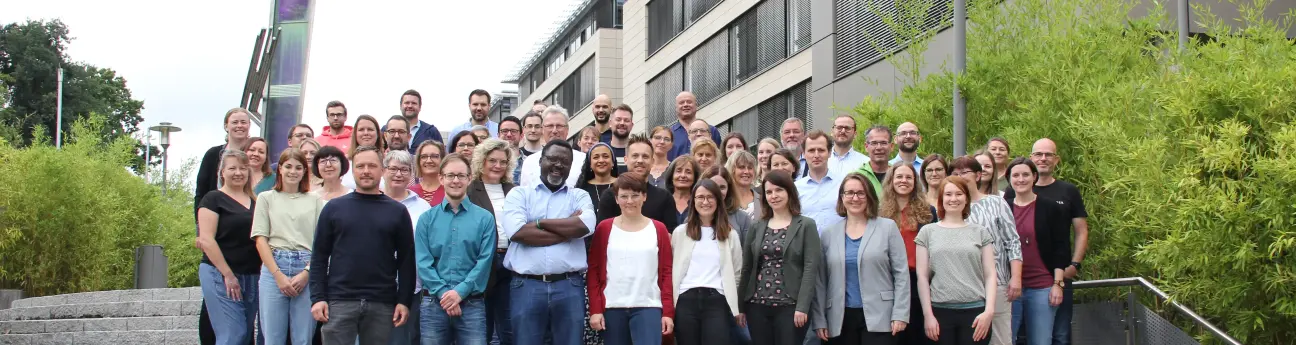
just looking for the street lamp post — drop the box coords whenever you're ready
[148,122,182,196]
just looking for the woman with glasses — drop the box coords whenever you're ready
[672,179,744,345]
[467,139,518,345]
[916,176,997,345]
[739,171,821,345]
[701,166,753,240]
[411,141,447,206]
[920,155,949,207]
[196,150,261,345]
[666,155,700,226]
[813,172,909,345]
[692,139,720,176]
[726,151,759,215]
[588,174,675,345]
[311,146,352,203]
[1004,158,1069,345]
[950,157,1021,345]
[247,137,274,194]
[755,139,781,184]
[252,149,323,345]
[578,126,601,153]
[985,139,1011,193]
[649,126,674,189]
[879,164,936,345]
[449,130,481,157]
[721,132,750,165]
[578,143,621,219]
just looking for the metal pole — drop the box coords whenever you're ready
[161,148,169,196]
[952,0,967,156]
[1177,0,1189,51]
[55,68,63,149]
[145,133,151,182]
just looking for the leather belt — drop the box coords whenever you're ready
[514,271,578,283]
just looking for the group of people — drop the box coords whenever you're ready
[192,89,1091,345]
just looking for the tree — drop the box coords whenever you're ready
[0,19,158,172]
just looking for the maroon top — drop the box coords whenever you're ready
[1013,201,1054,289]
[409,183,444,206]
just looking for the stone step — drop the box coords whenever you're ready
[10,287,201,309]
[0,330,196,345]
[0,300,201,322]
[0,315,197,334]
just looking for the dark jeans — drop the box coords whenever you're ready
[602,307,662,345]
[487,252,513,345]
[675,288,732,345]
[826,308,895,345]
[932,307,990,345]
[320,300,396,345]
[421,295,489,345]
[1051,280,1073,345]
[899,270,932,345]
[745,303,806,345]
[509,273,586,345]
[388,293,422,345]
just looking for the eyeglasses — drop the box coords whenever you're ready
[457,142,476,149]
[543,124,568,130]
[924,167,946,174]
[327,113,346,118]
[688,128,709,135]
[487,158,508,167]
[443,173,469,181]
[524,124,543,129]
[952,169,977,176]
[418,154,441,161]
[386,129,408,135]
[897,130,920,137]
[318,157,340,166]
[1030,152,1058,159]
[499,129,521,135]
[832,125,855,132]
[842,191,869,199]
[387,167,412,175]
[694,195,716,203]
[867,140,890,146]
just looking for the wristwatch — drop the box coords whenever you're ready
[303,265,311,272]
[1070,261,1082,270]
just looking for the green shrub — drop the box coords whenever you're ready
[0,115,198,295]
[849,0,1296,342]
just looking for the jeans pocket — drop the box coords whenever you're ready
[569,275,584,288]
[510,276,523,289]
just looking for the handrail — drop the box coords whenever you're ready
[1072,277,1242,345]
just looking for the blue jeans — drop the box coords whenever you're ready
[200,263,260,345]
[258,250,314,345]
[421,295,488,345]
[602,308,661,345]
[1012,288,1057,345]
[390,293,423,345]
[1052,281,1073,345]
[509,274,586,345]
[487,253,513,345]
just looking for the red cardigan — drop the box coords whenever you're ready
[587,218,675,318]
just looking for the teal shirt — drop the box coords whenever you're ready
[415,199,497,299]
[254,173,277,194]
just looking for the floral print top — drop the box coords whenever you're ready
[751,227,796,306]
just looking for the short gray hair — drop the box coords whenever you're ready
[543,105,570,120]
[783,117,804,127]
[383,150,413,168]
[471,125,489,132]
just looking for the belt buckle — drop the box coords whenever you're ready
[541,274,555,283]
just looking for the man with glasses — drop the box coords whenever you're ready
[288,124,315,149]
[519,111,545,158]
[888,122,924,171]
[688,119,713,145]
[518,106,587,188]
[317,100,353,152]
[386,116,413,152]
[1003,138,1089,345]
[853,125,894,198]
[500,116,526,183]
[782,118,807,176]
[826,116,866,180]
[384,150,433,345]
[400,89,446,154]
[668,91,721,160]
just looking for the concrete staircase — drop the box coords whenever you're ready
[0,287,201,345]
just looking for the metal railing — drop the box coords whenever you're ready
[1072,277,1241,345]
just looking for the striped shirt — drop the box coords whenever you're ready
[967,195,1023,286]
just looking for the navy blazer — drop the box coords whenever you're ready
[406,120,444,154]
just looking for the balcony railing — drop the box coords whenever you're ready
[1070,277,1241,345]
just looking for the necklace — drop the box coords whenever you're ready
[591,184,611,205]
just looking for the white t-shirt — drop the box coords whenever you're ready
[486,183,509,249]
[680,226,725,294]
[604,222,662,309]
[518,148,587,188]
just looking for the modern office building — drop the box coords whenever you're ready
[488,90,519,123]
[262,0,316,156]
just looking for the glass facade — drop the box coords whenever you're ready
[264,0,314,157]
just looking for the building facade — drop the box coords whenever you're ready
[488,90,519,123]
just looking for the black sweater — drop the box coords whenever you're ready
[194,144,225,216]
[310,192,416,307]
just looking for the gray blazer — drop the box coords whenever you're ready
[739,215,821,313]
[811,218,910,335]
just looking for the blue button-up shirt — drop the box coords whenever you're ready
[828,148,869,180]
[414,199,497,298]
[500,183,597,275]
[450,120,499,139]
[796,173,845,234]
[889,154,924,173]
[668,121,722,161]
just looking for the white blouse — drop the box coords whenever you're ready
[604,223,662,308]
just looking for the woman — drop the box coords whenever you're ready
[950,156,1022,345]
[1004,158,1069,345]
[472,125,491,142]
[755,138,781,183]
[296,139,321,191]
[588,174,675,345]
[985,138,1010,191]
[813,172,909,345]
[310,146,352,203]
[915,176,997,345]
[878,164,935,345]
[725,151,759,214]
[197,108,254,210]
[347,115,386,157]
[450,130,481,157]
[920,155,948,206]
[467,139,518,345]
[251,149,323,345]
[578,143,621,216]
[411,140,447,205]
[195,150,262,345]
[738,171,821,345]
[578,126,601,153]
[973,152,1000,195]
[768,148,799,178]
[692,139,720,174]
[649,126,674,188]
[665,155,700,226]
[701,165,753,240]
[672,179,744,345]
[247,137,274,194]
[721,132,749,165]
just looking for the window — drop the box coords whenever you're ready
[834,0,898,78]
[647,0,722,55]
[789,0,812,53]
[685,31,730,106]
[612,0,626,28]
[721,81,812,142]
[545,58,597,115]
[685,0,721,24]
[731,0,788,84]
[645,62,684,128]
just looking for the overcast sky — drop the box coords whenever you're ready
[2,0,576,182]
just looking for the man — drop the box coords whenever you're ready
[530,100,547,114]
[311,146,415,344]
[888,122,924,171]
[500,140,596,345]
[400,89,446,154]
[826,115,867,180]
[386,115,412,152]
[1003,138,1090,345]
[782,118,807,176]
[595,134,679,231]
[518,106,587,188]
[500,116,526,184]
[605,104,635,173]
[452,89,500,138]
[519,111,545,158]
[384,150,433,345]
[668,91,721,160]
[687,119,713,144]
[289,124,315,149]
[317,101,353,151]
[794,130,844,232]
[415,153,497,345]
[853,125,892,198]
[590,94,614,142]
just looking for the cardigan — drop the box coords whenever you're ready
[671,224,745,315]
[1004,195,1073,274]
[738,215,821,313]
[587,218,675,317]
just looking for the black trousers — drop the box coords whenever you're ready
[676,288,733,345]
[898,270,932,345]
[746,303,806,345]
[826,308,895,345]
[932,307,990,345]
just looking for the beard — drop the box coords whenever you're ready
[899,141,919,153]
[543,172,566,191]
[614,128,630,139]
[595,112,610,124]
[389,140,409,151]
